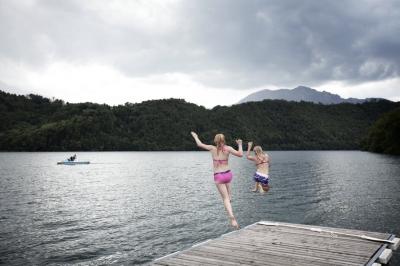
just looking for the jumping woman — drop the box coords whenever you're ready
[190,131,243,229]
[246,142,270,193]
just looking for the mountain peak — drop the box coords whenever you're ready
[293,86,313,91]
[238,86,383,105]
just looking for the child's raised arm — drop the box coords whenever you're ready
[246,141,256,161]
[191,131,213,151]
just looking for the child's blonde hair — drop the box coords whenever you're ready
[253,145,265,162]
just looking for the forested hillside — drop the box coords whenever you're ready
[362,107,400,155]
[0,90,398,151]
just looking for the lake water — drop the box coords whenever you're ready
[0,151,399,265]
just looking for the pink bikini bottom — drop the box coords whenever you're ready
[214,170,233,184]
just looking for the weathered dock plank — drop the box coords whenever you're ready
[153,221,396,265]
[203,241,368,265]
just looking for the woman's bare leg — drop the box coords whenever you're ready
[215,183,239,229]
[226,183,232,202]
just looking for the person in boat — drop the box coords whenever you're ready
[246,142,270,193]
[68,154,77,162]
[191,131,243,229]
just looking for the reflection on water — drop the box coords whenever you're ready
[0,151,399,265]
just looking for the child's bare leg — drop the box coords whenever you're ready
[261,185,270,193]
[252,182,260,192]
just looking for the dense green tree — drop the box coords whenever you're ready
[0,90,399,151]
[362,107,400,155]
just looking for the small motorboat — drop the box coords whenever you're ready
[57,161,90,165]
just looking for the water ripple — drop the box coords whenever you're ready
[0,151,399,265]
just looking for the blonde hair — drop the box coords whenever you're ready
[253,145,265,162]
[214,133,225,155]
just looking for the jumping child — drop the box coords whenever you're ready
[246,142,270,193]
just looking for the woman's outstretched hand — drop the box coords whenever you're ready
[236,139,243,145]
[248,141,253,148]
[190,131,198,139]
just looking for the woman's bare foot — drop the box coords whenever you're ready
[251,188,258,192]
[229,216,240,229]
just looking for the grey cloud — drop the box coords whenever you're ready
[0,0,399,89]
[181,0,400,88]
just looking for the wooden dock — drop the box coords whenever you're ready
[153,221,399,266]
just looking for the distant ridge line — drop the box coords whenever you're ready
[238,86,385,105]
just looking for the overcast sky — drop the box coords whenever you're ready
[0,0,399,107]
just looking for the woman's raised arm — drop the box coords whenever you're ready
[191,131,214,151]
[227,139,243,157]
